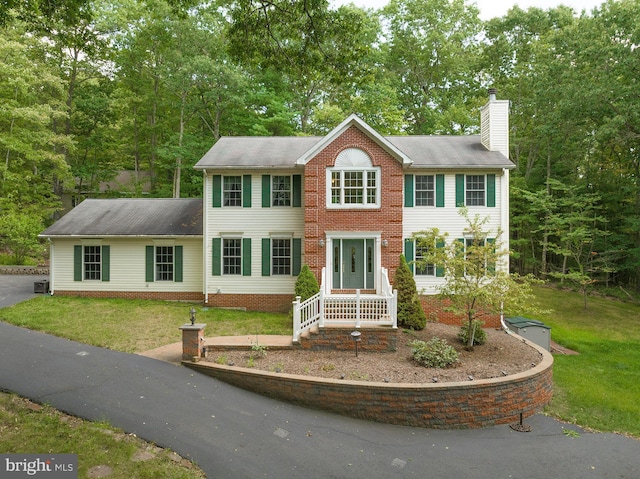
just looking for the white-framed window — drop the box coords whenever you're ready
[155,246,174,281]
[272,176,291,206]
[415,244,435,276]
[466,175,485,206]
[327,148,379,208]
[271,238,291,275]
[223,176,242,207]
[415,175,435,206]
[328,169,380,207]
[223,238,242,275]
[84,245,101,280]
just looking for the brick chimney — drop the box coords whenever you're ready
[480,88,509,158]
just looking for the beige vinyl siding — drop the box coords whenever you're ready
[403,171,507,294]
[206,171,305,295]
[50,238,202,293]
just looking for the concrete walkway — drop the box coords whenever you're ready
[139,335,293,364]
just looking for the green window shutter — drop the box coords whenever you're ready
[436,174,445,207]
[487,174,496,207]
[404,175,414,207]
[242,175,251,207]
[242,238,251,276]
[212,175,222,208]
[292,238,302,275]
[262,175,271,207]
[455,174,465,207]
[101,245,110,282]
[145,245,154,282]
[262,238,271,276]
[487,237,496,274]
[436,239,445,277]
[292,175,302,207]
[404,238,414,274]
[174,245,183,282]
[74,245,82,282]
[212,238,221,276]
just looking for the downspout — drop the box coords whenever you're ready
[203,169,208,303]
[48,238,54,295]
[501,168,510,273]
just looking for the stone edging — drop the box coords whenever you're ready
[184,337,553,429]
[0,266,50,275]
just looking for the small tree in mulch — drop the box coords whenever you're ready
[393,254,427,330]
[294,264,320,302]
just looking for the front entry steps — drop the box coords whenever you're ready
[297,325,398,352]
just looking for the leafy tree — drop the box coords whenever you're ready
[0,213,44,264]
[393,254,427,330]
[382,0,484,134]
[414,208,542,350]
[0,22,71,220]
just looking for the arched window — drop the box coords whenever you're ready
[327,148,380,208]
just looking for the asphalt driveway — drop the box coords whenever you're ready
[0,273,50,308]
[1,275,639,478]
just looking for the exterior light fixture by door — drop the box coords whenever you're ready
[351,330,361,357]
[382,239,388,247]
[318,239,325,247]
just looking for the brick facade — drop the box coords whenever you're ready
[205,293,294,314]
[304,126,404,288]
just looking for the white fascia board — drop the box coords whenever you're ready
[295,114,412,167]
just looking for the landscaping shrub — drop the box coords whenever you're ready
[410,337,459,368]
[393,254,427,330]
[294,264,320,302]
[457,320,487,346]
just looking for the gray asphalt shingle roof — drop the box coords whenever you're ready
[194,134,514,170]
[40,198,202,237]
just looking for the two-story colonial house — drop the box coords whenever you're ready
[40,90,513,331]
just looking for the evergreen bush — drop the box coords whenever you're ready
[393,254,427,330]
[294,264,320,302]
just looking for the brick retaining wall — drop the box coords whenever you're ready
[185,340,553,429]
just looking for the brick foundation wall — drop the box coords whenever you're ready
[420,295,501,329]
[206,293,294,314]
[185,340,553,429]
[54,290,204,301]
[297,326,397,352]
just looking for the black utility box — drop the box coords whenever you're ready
[34,280,49,294]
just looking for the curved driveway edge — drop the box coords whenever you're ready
[1,323,638,478]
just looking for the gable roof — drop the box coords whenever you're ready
[40,198,202,237]
[295,114,412,166]
[194,116,514,171]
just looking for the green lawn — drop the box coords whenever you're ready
[0,392,204,479]
[529,285,640,438]
[0,295,292,353]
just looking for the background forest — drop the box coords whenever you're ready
[1,0,639,294]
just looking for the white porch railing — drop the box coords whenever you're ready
[292,267,397,342]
